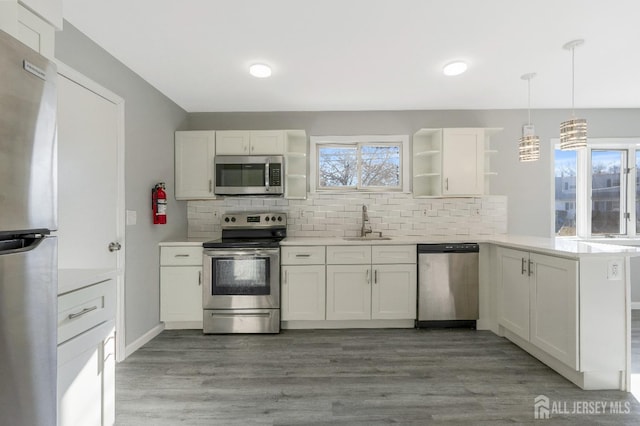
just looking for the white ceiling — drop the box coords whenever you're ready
[63,0,640,113]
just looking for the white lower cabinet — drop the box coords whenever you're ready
[498,247,578,369]
[326,245,417,321]
[326,264,371,320]
[160,245,203,328]
[57,276,116,426]
[281,246,326,321]
[372,264,417,320]
[281,265,326,320]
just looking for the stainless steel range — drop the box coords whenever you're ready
[202,212,286,334]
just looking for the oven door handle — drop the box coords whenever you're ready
[204,248,280,258]
[209,312,272,318]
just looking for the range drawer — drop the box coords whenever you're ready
[281,246,326,265]
[326,245,372,264]
[58,279,116,345]
[372,245,417,264]
[160,246,203,266]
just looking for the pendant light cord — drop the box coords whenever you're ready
[571,46,575,116]
[527,78,532,126]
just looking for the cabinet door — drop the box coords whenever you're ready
[442,128,484,195]
[250,130,284,154]
[58,321,114,426]
[160,266,203,322]
[175,131,216,199]
[529,253,578,369]
[371,264,417,320]
[58,342,102,426]
[281,265,326,320]
[497,247,530,340]
[326,265,371,320]
[216,130,250,155]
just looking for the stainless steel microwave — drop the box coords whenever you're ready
[214,155,284,195]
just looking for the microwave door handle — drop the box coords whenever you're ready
[265,161,270,192]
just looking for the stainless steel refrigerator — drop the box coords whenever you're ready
[0,30,58,426]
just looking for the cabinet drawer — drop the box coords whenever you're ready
[58,279,115,345]
[281,246,325,265]
[372,245,417,264]
[326,245,371,264]
[160,246,203,266]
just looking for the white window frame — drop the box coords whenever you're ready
[552,138,640,238]
[310,135,410,193]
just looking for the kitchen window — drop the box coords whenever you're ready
[553,138,640,237]
[310,135,410,192]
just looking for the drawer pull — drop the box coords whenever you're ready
[68,305,98,320]
[175,254,190,258]
[295,254,311,258]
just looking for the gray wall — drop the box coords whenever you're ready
[189,108,640,238]
[55,22,188,346]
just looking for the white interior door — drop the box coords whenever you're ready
[57,65,125,360]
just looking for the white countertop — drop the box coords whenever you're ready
[58,268,117,295]
[281,235,640,258]
[161,235,640,258]
[159,239,209,247]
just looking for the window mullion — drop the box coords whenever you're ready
[577,147,590,238]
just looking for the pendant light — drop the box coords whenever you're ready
[519,73,540,162]
[560,39,587,150]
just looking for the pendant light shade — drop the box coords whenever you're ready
[519,73,540,162]
[560,39,587,150]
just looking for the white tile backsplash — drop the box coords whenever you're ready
[187,193,507,240]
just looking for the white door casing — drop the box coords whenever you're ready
[56,62,126,362]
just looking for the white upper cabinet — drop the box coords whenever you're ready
[216,130,284,155]
[175,131,216,200]
[0,1,56,59]
[20,0,62,29]
[413,127,501,197]
[441,128,484,196]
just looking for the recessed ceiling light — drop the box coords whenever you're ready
[249,63,272,78]
[443,61,468,76]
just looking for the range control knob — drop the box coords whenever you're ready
[231,217,236,222]
[277,216,283,222]
[224,217,230,223]
[265,216,270,221]
[271,216,276,222]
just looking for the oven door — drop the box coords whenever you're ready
[203,248,280,310]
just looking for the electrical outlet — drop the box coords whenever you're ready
[607,260,622,280]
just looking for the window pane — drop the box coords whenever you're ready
[591,150,623,235]
[318,146,357,188]
[555,150,577,236]
[360,144,400,187]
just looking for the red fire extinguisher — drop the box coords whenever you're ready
[152,182,167,224]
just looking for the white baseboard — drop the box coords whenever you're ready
[123,323,164,360]
[632,302,640,310]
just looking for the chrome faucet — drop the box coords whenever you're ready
[361,205,372,237]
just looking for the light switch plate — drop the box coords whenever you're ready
[126,210,137,226]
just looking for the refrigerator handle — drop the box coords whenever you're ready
[0,234,46,255]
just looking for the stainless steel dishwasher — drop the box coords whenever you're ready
[417,243,479,328]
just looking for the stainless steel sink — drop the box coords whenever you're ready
[343,236,392,241]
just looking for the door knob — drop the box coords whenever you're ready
[108,241,122,252]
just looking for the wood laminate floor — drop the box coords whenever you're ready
[116,326,640,425]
